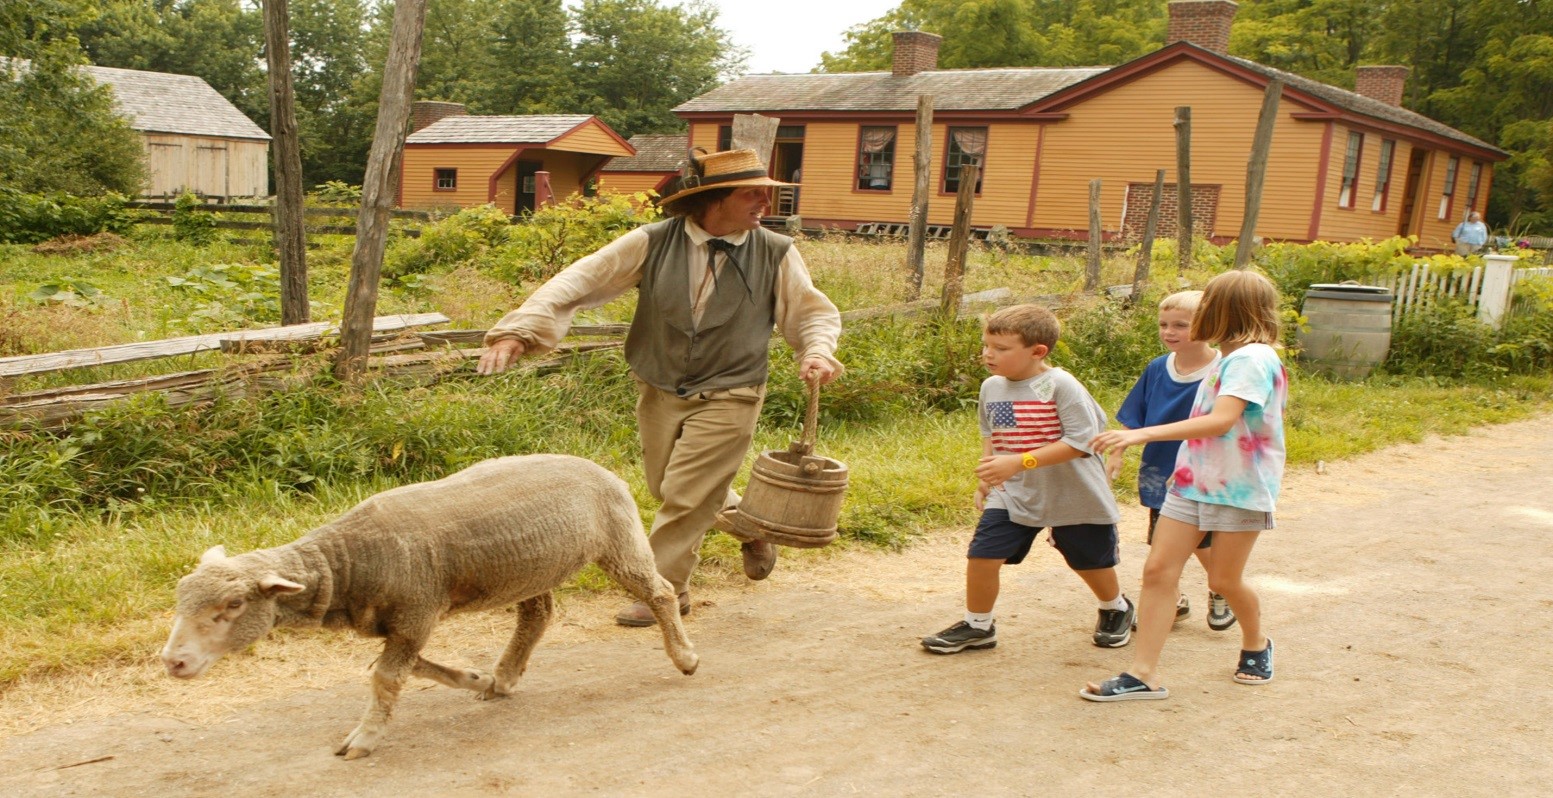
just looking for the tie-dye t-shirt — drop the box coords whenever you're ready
[1168,343,1287,512]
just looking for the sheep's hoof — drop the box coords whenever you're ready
[341,746,372,761]
[478,685,512,701]
[467,669,495,694]
[680,656,699,676]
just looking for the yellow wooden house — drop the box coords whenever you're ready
[672,0,1505,251]
[399,104,635,214]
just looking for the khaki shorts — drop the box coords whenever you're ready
[1160,492,1274,533]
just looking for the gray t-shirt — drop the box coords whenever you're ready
[978,367,1121,528]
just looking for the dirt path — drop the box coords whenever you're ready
[2,416,1551,796]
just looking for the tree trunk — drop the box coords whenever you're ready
[263,0,308,325]
[335,0,428,381]
[1086,179,1103,292]
[1174,106,1193,273]
[1235,79,1282,269]
[907,94,934,299]
[940,163,978,317]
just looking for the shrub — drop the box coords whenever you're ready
[164,262,282,329]
[0,188,133,244]
[385,204,512,278]
[309,181,363,206]
[490,192,661,284]
[171,192,217,245]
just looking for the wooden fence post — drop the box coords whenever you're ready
[263,0,308,325]
[1086,179,1103,292]
[336,0,428,381]
[1174,106,1193,273]
[1478,254,1517,328]
[1134,169,1165,298]
[1235,79,1282,269]
[940,163,979,317]
[732,114,780,165]
[907,94,934,299]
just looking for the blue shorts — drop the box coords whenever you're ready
[968,509,1120,571]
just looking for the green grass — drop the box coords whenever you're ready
[3,225,1552,687]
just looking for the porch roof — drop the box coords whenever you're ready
[674,67,1108,114]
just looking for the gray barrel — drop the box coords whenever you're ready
[1297,282,1394,381]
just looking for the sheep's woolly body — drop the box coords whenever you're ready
[161,455,698,760]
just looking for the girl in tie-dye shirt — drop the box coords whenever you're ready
[1081,271,1288,703]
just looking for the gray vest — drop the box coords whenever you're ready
[625,217,791,396]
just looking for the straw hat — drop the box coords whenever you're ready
[657,147,791,207]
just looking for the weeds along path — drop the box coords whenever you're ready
[1,414,1551,796]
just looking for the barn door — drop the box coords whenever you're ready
[196,144,230,200]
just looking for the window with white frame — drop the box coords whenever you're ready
[1465,161,1482,212]
[435,168,457,191]
[1438,156,1459,220]
[1372,140,1395,212]
[1339,132,1362,209]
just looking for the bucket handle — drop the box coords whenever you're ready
[790,379,822,457]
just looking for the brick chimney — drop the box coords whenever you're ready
[1354,65,1409,107]
[410,101,467,133]
[1166,0,1239,55]
[892,31,942,77]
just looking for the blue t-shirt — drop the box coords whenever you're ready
[1115,351,1221,508]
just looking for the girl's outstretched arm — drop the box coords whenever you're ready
[1090,396,1248,456]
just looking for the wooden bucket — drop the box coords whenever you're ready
[732,382,848,549]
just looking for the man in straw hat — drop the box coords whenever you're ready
[477,148,843,626]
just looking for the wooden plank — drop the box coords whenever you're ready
[940,162,979,316]
[1086,179,1102,291]
[1234,80,1281,269]
[907,94,934,299]
[0,313,449,378]
[1174,106,1193,272]
[417,324,631,347]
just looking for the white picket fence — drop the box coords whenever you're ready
[1371,257,1551,327]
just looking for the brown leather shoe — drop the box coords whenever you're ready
[614,592,690,627]
[741,539,778,581]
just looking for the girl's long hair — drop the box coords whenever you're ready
[1191,270,1282,346]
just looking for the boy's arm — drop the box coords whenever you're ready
[975,438,995,509]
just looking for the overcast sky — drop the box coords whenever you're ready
[699,1,900,74]
[565,1,901,75]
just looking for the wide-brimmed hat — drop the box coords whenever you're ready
[657,147,791,207]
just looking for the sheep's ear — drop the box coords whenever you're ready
[258,575,305,596]
[199,545,228,565]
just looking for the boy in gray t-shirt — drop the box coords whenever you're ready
[921,305,1131,654]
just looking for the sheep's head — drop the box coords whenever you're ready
[160,546,304,679]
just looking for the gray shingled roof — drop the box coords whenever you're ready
[1219,53,1503,155]
[82,64,269,141]
[674,68,1109,113]
[601,134,688,172]
[405,115,595,144]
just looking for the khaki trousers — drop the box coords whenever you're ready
[635,378,765,594]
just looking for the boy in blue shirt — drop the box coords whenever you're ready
[1108,291,1235,630]
[921,304,1129,654]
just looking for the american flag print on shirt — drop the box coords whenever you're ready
[985,400,1061,454]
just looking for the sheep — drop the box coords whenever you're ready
[160,454,698,760]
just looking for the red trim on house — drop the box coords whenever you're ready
[1289,113,1502,163]
[1026,124,1045,228]
[488,146,531,203]
[677,109,1035,124]
[433,168,459,192]
[1308,121,1334,241]
[578,155,613,188]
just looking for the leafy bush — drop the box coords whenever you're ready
[0,188,133,244]
[171,192,217,245]
[491,192,661,284]
[385,204,512,278]
[26,277,115,309]
[309,181,363,206]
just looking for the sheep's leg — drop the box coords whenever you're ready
[484,591,553,699]
[336,629,428,760]
[412,656,495,695]
[602,554,699,676]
